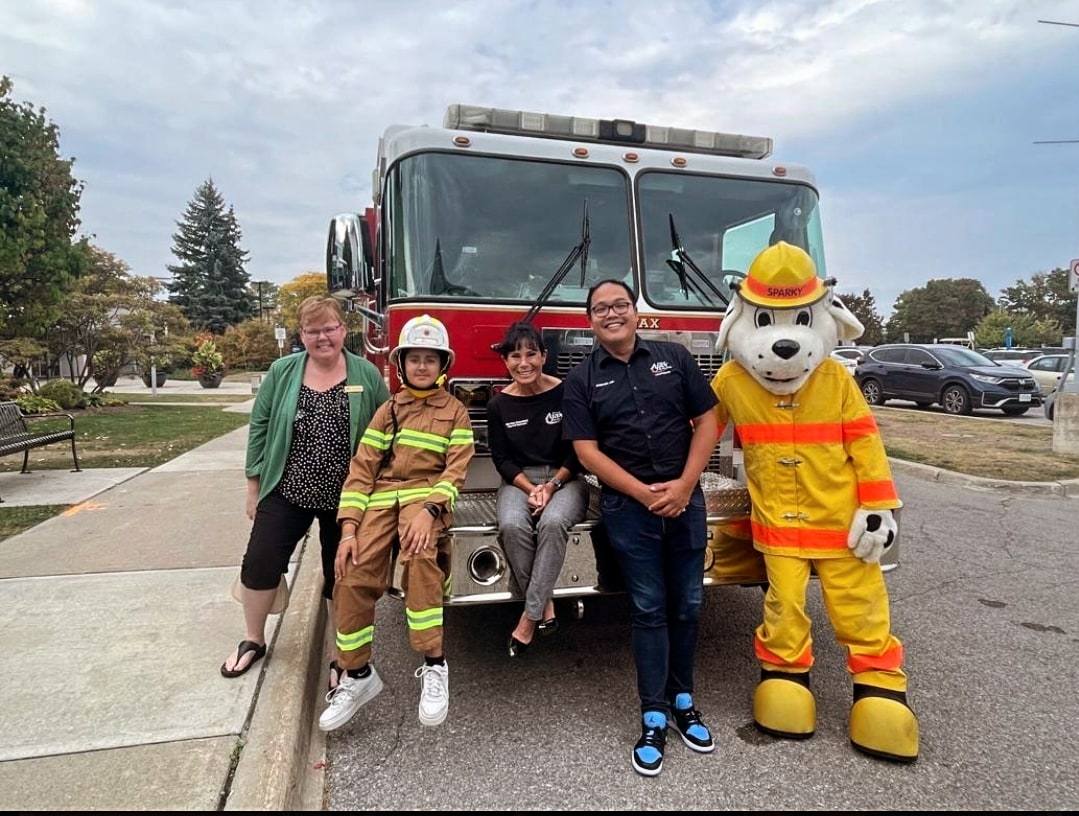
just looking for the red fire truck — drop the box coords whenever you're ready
[326,103,892,609]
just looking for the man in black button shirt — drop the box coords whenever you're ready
[562,279,719,777]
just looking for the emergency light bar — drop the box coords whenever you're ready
[444,103,773,160]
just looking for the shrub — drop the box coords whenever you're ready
[37,379,85,410]
[15,394,62,414]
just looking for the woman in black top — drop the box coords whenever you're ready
[488,322,589,657]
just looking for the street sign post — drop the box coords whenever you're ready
[274,326,287,357]
[1070,258,1079,293]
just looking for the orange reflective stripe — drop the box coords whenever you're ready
[858,480,899,503]
[737,422,842,445]
[751,521,849,550]
[755,638,814,668]
[842,414,880,440]
[848,643,904,674]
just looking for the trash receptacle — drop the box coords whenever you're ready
[251,374,262,395]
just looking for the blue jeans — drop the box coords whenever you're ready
[601,485,706,716]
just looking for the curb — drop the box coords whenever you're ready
[225,539,327,811]
[888,458,1079,498]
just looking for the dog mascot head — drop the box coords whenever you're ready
[717,241,864,396]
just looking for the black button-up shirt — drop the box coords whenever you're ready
[562,338,717,486]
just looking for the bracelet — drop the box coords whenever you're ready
[339,534,356,542]
[548,477,565,491]
[423,503,441,519]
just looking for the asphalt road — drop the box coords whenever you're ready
[322,470,1079,811]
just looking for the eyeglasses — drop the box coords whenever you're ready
[301,324,343,338]
[588,300,633,319]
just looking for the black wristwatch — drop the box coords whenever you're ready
[549,477,565,491]
[423,502,441,519]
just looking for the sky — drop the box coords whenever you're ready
[4,0,1079,319]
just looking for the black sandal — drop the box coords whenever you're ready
[220,640,267,678]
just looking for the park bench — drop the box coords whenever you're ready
[0,400,82,502]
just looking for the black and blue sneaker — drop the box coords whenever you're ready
[672,693,715,753]
[632,711,667,776]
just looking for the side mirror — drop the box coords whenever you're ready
[326,213,374,297]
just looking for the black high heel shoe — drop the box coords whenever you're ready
[537,617,559,637]
[507,634,530,657]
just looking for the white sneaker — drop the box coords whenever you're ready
[318,666,383,732]
[415,662,449,726]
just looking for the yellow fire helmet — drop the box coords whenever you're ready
[388,313,455,371]
[739,241,827,309]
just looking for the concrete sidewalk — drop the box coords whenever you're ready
[0,382,329,811]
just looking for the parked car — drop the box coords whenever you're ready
[1045,388,1058,422]
[854,343,1042,416]
[830,345,870,373]
[982,348,1041,365]
[1022,353,1076,396]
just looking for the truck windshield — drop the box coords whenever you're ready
[638,172,825,310]
[385,152,633,304]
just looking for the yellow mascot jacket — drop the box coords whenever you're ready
[711,358,900,559]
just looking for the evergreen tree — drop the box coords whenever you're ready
[167,178,253,333]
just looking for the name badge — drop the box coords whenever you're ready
[344,385,364,394]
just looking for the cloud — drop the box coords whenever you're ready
[2,0,1077,320]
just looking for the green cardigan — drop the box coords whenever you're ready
[245,350,390,503]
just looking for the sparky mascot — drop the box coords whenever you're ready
[710,241,919,762]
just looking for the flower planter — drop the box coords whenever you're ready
[198,373,224,389]
[141,371,168,388]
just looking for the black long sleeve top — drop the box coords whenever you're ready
[487,383,580,485]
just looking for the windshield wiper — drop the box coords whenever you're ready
[521,200,591,325]
[665,213,729,308]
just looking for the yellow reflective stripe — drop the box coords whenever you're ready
[365,487,431,509]
[442,572,452,599]
[430,481,459,504]
[336,624,374,652]
[449,428,474,445]
[361,428,393,451]
[339,491,370,511]
[396,429,449,454]
[406,606,443,631]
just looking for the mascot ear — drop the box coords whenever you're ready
[716,297,742,352]
[829,295,865,344]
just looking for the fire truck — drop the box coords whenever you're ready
[326,103,895,609]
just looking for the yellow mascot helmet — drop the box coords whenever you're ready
[739,241,826,309]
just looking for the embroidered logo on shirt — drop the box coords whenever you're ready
[595,379,615,388]
[545,411,562,425]
[506,419,528,428]
[651,361,672,375]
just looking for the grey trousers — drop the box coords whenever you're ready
[496,466,589,621]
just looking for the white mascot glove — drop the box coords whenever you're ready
[847,508,898,563]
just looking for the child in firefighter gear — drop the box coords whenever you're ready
[709,242,919,763]
[319,315,475,732]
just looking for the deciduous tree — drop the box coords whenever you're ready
[998,268,1076,336]
[0,75,89,337]
[835,288,885,346]
[886,278,995,343]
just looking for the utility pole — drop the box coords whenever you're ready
[1036,18,1079,451]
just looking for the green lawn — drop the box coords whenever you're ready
[0,404,250,541]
